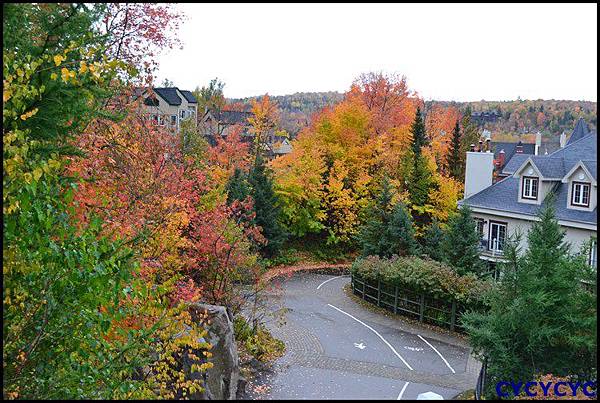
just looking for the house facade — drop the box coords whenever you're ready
[459,119,597,272]
[137,87,198,132]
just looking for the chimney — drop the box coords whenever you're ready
[559,131,567,148]
[464,149,495,198]
[535,131,542,155]
[515,140,524,154]
[478,139,483,152]
[470,143,476,152]
[485,138,491,152]
[497,149,506,169]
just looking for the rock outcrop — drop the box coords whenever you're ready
[188,303,243,400]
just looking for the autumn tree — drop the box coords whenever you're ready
[193,77,226,115]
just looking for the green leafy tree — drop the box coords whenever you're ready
[193,77,226,115]
[447,120,462,180]
[421,218,446,262]
[443,205,482,275]
[462,198,597,398]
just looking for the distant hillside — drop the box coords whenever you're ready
[425,99,597,137]
[228,92,345,136]
[229,92,597,137]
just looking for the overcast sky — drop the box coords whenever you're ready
[156,3,597,101]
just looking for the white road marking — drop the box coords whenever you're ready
[316,275,347,290]
[417,334,456,374]
[327,303,414,371]
[397,381,410,400]
[403,346,424,352]
[354,342,366,349]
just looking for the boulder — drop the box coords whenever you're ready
[188,303,243,400]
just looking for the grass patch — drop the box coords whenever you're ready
[233,316,285,362]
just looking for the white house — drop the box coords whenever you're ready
[136,87,198,133]
[459,119,597,273]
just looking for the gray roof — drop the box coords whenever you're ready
[459,177,597,225]
[582,160,597,181]
[214,110,253,125]
[462,120,597,226]
[491,141,535,170]
[567,118,590,145]
[179,90,197,104]
[154,87,182,106]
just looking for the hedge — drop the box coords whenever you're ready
[351,255,492,305]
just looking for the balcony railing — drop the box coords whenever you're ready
[478,239,505,259]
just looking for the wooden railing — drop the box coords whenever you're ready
[351,274,467,332]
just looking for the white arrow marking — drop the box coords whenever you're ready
[327,303,414,371]
[354,342,366,349]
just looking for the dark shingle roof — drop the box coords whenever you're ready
[567,118,590,145]
[462,121,597,226]
[491,141,535,170]
[154,87,182,106]
[459,177,597,225]
[179,90,197,104]
[582,160,597,181]
[215,110,253,125]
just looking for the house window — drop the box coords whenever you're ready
[158,115,165,126]
[522,176,538,200]
[151,114,159,125]
[180,110,186,119]
[474,218,485,239]
[489,221,507,252]
[171,115,177,126]
[572,182,590,207]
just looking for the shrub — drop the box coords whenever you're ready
[233,316,285,362]
[351,255,491,305]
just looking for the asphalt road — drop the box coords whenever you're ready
[247,272,480,400]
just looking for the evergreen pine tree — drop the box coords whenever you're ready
[248,156,287,257]
[447,120,462,180]
[388,202,418,256]
[422,218,446,262]
[226,167,251,205]
[443,205,482,275]
[407,108,436,228]
[358,178,418,258]
[458,106,480,182]
[462,197,597,398]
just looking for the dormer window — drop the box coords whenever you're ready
[522,176,538,200]
[572,182,590,207]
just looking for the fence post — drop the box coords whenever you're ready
[419,294,425,322]
[450,301,456,331]
[361,279,366,300]
[393,286,398,314]
[377,280,381,307]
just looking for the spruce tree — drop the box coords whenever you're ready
[358,177,394,257]
[226,167,251,205]
[248,156,287,257]
[458,106,480,182]
[358,178,417,258]
[447,120,462,180]
[422,218,446,262]
[407,108,436,228]
[388,202,418,256]
[462,197,597,398]
[443,205,482,275]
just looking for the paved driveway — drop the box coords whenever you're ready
[247,272,481,400]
